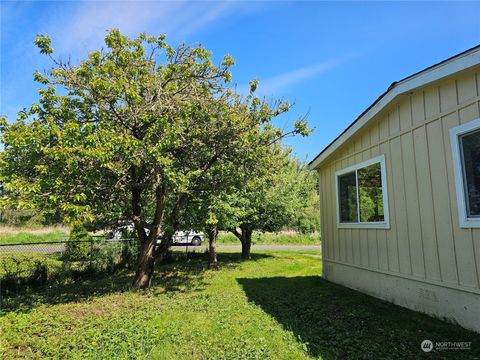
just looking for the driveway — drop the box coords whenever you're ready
[174,244,321,252]
[217,245,320,251]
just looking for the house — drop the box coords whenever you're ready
[309,45,480,333]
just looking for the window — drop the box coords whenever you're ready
[335,155,389,228]
[450,118,480,228]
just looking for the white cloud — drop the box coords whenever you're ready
[242,57,346,98]
[174,2,235,39]
[48,1,237,55]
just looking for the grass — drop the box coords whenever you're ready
[217,231,320,245]
[1,250,479,359]
[0,228,67,245]
[0,228,319,246]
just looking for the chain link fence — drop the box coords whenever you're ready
[0,235,208,302]
[0,237,139,303]
[0,233,209,305]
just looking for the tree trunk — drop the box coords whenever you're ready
[241,239,250,259]
[240,232,252,259]
[230,225,253,259]
[132,181,166,290]
[234,225,253,260]
[133,240,156,289]
[154,232,173,263]
[208,226,218,269]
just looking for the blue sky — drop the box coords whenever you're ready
[1,1,479,162]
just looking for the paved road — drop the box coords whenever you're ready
[0,243,320,253]
[212,245,320,251]
[0,244,65,253]
[160,244,321,253]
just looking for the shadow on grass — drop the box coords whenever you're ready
[0,251,272,314]
[1,271,133,314]
[237,276,480,360]
[158,251,272,292]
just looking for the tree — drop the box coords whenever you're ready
[182,197,234,269]
[177,146,248,268]
[274,155,320,234]
[0,30,309,289]
[229,148,320,259]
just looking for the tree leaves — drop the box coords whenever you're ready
[1,29,314,247]
[33,34,53,55]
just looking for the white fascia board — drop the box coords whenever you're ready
[309,48,480,170]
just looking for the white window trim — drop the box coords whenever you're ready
[450,118,480,228]
[335,154,390,229]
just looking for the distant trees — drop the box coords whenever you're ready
[181,147,320,265]
[227,149,320,259]
[0,30,311,288]
[280,156,320,235]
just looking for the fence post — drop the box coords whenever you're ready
[90,238,93,267]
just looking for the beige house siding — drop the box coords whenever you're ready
[318,67,480,331]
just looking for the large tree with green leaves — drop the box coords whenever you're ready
[179,164,241,269]
[183,145,320,262]
[228,148,320,259]
[0,30,309,289]
[275,154,320,234]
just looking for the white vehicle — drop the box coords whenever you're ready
[169,230,204,246]
[108,223,204,246]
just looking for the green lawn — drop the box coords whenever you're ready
[0,230,66,245]
[1,251,479,359]
[217,231,320,245]
[0,228,320,247]
[0,230,319,246]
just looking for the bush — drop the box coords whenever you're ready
[90,240,136,272]
[0,253,63,292]
[0,208,44,226]
[119,240,138,269]
[0,242,138,294]
[63,224,92,261]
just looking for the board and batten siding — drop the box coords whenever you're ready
[319,67,480,301]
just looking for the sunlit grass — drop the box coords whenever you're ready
[1,251,478,359]
[0,230,67,245]
[217,231,320,245]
